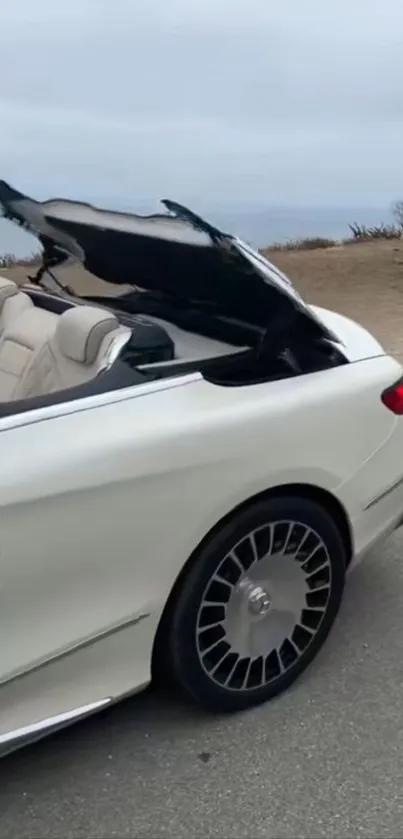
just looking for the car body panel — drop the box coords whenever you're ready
[0,185,402,756]
[0,349,402,741]
[310,305,386,362]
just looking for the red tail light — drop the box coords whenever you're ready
[382,379,403,414]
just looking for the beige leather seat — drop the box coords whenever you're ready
[0,306,59,401]
[17,305,130,399]
[0,277,34,335]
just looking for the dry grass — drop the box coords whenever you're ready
[3,239,403,359]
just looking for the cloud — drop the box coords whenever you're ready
[0,0,402,208]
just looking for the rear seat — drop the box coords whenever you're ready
[0,306,59,401]
[0,277,34,335]
[15,305,130,400]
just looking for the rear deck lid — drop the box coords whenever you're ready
[0,180,338,345]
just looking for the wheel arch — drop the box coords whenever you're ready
[152,482,353,675]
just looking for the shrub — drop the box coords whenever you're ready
[347,222,402,242]
[0,252,41,268]
[392,201,403,228]
[269,236,337,252]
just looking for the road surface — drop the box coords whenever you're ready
[1,534,403,839]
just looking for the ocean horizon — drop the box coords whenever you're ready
[0,203,395,258]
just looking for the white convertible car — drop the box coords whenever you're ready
[0,181,403,758]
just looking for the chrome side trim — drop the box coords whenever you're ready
[0,697,112,747]
[364,474,403,510]
[0,698,111,751]
[0,612,150,689]
[0,372,202,432]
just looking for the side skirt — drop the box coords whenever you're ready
[0,699,111,758]
[0,611,157,758]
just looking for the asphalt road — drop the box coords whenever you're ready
[2,535,403,839]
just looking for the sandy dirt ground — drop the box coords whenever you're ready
[265,239,403,359]
[3,239,403,357]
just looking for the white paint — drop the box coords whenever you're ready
[0,294,403,744]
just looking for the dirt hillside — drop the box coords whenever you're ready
[264,240,403,358]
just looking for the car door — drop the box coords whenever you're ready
[0,371,244,689]
[0,380,188,686]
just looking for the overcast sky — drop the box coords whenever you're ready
[0,0,402,211]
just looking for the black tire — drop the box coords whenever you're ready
[165,495,346,713]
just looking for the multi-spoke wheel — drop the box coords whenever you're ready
[164,496,346,712]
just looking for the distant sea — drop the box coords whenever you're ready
[0,204,394,258]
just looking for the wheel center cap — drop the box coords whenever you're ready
[247,585,272,616]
